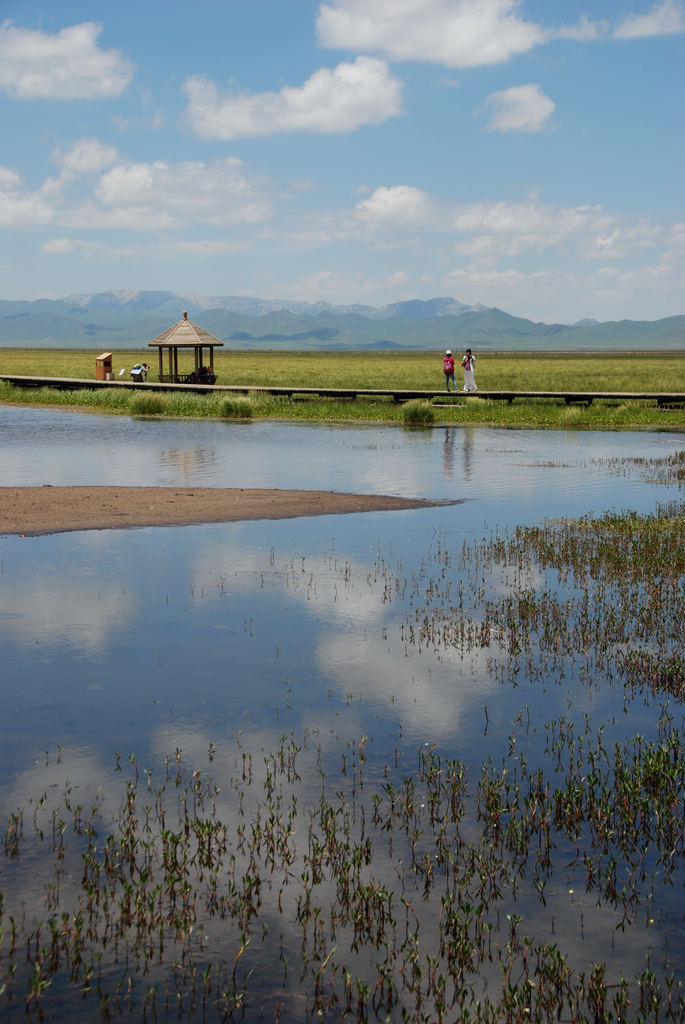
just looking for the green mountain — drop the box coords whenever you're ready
[0,292,683,351]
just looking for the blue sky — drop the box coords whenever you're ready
[0,0,683,322]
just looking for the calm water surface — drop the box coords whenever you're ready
[0,406,683,1019]
[1,403,682,517]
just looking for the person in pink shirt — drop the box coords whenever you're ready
[443,349,456,392]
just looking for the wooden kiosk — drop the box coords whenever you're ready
[148,311,223,384]
[95,352,114,380]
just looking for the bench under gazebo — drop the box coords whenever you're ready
[148,311,223,384]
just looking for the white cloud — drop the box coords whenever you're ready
[316,0,545,68]
[450,199,611,250]
[0,153,271,231]
[53,138,120,175]
[593,262,680,291]
[0,169,55,226]
[183,57,402,140]
[0,166,22,190]
[42,237,79,254]
[441,251,685,321]
[41,237,123,260]
[95,158,271,227]
[0,20,134,100]
[479,83,555,132]
[354,185,432,225]
[553,14,607,41]
[288,191,669,275]
[443,264,579,317]
[280,269,410,301]
[287,186,433,249]
[665,221,685,248]
[581,221,660,259]
[614,0,685,38]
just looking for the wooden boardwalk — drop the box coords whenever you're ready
[1,373,684,407]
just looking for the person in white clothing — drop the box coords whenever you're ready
[462,349,477,392]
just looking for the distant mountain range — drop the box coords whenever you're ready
[0,291,683,351]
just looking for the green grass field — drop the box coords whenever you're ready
[2,347,684,391]
[1,348,684,430]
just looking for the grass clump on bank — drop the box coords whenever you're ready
[129,392,165,416]
[220,396,253,418]
[402,399,435,425]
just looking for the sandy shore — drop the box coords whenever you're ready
[1,486,459,537]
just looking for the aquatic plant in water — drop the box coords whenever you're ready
[1,503,684,1021]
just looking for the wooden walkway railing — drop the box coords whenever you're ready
[1,374,684,407]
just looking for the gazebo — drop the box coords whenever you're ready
[148,311,223,384]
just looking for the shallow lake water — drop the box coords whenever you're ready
[0,405,683,1020]
[1,403,682,516]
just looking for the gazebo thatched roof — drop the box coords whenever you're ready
[148,310,223,349]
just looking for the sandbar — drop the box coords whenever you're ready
[1,486,460,537]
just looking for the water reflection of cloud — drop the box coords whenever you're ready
[0,717,670,1008]
[179,533,505,742]
[0,572,136,654]
[0,745,126,914]
[189,538,392,629]
[0,746,121,824]
[316,630,498,741]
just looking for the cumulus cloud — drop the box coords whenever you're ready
[0,167,55,225]
[316,0,545,68]
[315,0,685,63]
[580,220,661,259]
[614,0,685,38]
[0,152,271,230]
[0,166,22,191]
[443,264,552,312]
[287,189,670,277]
[354,185,432,225]
[440,256,679,319]
[447,199,624,262]
[333,190,671,274]
[479,83,555,132]
[52,138,119,175]
[285,186,433,251]
[450,199,605,237]
[183,57,402,140]
[437,198,684,317]
[0,21,134,99]
[95,157,271,227]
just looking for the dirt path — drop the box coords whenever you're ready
[1,486,459,536]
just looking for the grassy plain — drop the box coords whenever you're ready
[1,347,684,429]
